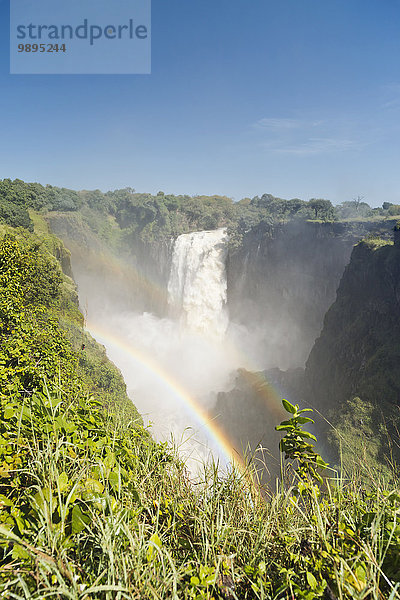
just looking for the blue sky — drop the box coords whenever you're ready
[1,0,400,205]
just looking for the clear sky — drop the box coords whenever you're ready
[1,0,400,205]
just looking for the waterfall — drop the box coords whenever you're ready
[167,228,229,338]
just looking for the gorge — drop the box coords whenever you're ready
[2,180,400,596]
[46,202,400,475]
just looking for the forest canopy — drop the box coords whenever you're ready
[1,178,399,243]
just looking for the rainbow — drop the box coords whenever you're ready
[85,320,248,472]
[68,237,287,430]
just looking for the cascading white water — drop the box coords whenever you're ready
[167,228,229,339]
[83,226,264,471]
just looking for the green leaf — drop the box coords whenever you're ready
[71,504,90,534]
[12,543,30,560]
[296,417,314,424]
[147,533,162,561]
[355,564,366,582]
[306,572,317,590]
[275,424,294,431]
[150,533,162,547]
[315,456,329,469]
[32,492,45,512]
[258,561,266,574]
[298,431,317,441]
[20,405,31,421]
[15,516,25,534]
[3,405,14,420]
[282,399,296,414]
[54,415,69,431]
[32,487,53,512]
[108,471,119,492]
[84,478,104,494]
[104,452,116,470]
[131,488,140,503]
[0,494,13,507]
[57,472,69,493]
[314,471,323,484]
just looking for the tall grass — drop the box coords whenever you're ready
[1,386,400,599]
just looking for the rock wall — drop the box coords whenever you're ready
[226,220,396,369]
[305,238,400,415]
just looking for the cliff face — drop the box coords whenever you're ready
[213,367,304,480]
[305,238,400,420]
[227,219,399,369]
[218,223,400,472]
[227,221,362,368]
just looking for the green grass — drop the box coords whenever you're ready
[1,388,400,599]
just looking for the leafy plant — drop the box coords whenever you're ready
[276,399,329,485]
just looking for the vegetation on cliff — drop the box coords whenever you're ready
[2,178,400,250]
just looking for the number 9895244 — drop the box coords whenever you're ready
[17,43,66,53]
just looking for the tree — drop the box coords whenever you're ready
[287,198,306,216]
[0,199,33,231]
[352,195,364,210]
[336,200,373,219]
[308,198,334,220]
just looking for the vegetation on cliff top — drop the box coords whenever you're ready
[2,178,400,251]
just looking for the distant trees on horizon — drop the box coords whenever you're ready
[1,177,400,239]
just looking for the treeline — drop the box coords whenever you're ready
[0,179,80,231]
[1,178,400,243]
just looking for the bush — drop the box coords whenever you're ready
[0,199,33,231]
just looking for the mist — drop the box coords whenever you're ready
[75,229,272,471]
[53,216,358,473]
